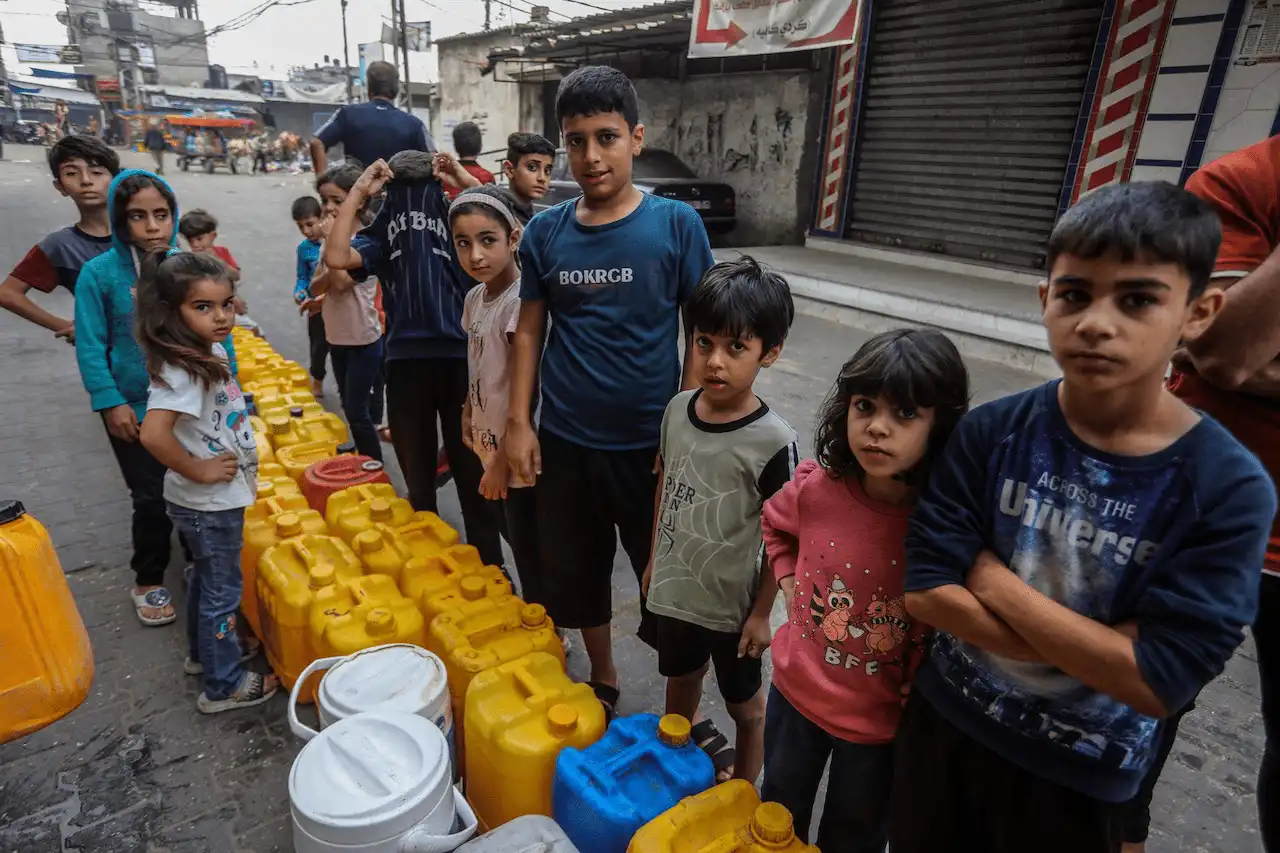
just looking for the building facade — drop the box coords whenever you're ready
[813,0,1277,270]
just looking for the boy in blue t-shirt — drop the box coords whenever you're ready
[292,195,327,397]
[896,182,1277,853]
[505,65,715,714]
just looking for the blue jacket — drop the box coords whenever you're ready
[74,169,236,421]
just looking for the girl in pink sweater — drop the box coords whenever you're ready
[760,328,969,853]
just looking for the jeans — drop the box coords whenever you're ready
[166,503,247,700]
[761,686,893,853]
[1258,574,1280,851]
[330,338,384,461]
[385,357,503,568]
[307,313,329,381]
[105,420,173,588]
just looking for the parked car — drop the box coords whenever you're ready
[535,148,736,234]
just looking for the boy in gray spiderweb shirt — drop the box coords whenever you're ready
[642,256,797,784]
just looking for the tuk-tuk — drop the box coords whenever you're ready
[167,115,256,173]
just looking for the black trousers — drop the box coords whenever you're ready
[307,313,329,382]
[104,421,173,588]
[385,357,503,569]
[888,694,1122,853]
[490,485,542,605]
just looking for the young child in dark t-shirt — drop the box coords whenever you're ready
[0,135,120,343]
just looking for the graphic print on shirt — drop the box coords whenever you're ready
[202,380,259,482]
[934,452,1173,772]
[465,314,499,454]
[806,573,913,676]
[655,451,739,574]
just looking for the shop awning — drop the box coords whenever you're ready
[487,0,693,71]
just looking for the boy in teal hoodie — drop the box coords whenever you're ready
[74,169,236,626]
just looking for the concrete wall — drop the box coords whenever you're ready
[433,33,529,175]
[635,70,817,245]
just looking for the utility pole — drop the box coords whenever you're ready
[485,0,492,31]
[340,0,352,103]
[389,0,400,75]
[398,0,411,115]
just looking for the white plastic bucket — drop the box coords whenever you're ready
[290,711,477,853]
[289,644,453,750]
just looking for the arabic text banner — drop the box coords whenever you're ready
[688,0,860,58]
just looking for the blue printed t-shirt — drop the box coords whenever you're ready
[905,380,1276,803]
[314,100,434,169]
[519,194,714,450]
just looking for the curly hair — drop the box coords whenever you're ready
[134,249,235,388]
[814,328,970,485]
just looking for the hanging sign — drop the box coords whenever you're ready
[15,44,83,64]
[688,0,859,58]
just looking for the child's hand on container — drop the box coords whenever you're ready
[195,453,239,484]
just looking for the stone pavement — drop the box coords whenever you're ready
[0,145,1266,851]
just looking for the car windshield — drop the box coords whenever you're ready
[634,150,697,180]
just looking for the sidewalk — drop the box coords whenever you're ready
[0,147,1268,852]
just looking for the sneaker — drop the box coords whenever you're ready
[197,672,280,714]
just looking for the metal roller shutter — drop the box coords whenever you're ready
[847,0,1104,270]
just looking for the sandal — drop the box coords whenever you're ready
[131,587,176,627]
[197,672,280,714]
[588,681,620,724]
[691,719,736,782]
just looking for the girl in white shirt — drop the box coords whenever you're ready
[136,249,279,714]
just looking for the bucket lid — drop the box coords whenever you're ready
[0,500,26,525]
[289,711,453,845]
[318,644,449,722]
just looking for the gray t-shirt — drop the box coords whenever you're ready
[647,389,798,632]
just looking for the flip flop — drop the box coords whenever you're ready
[691,719,736,782]
[587,681,619,724]
[131,587,176,627]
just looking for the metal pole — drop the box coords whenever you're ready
[485,0,492,31]
[398,0,411,114]
[0,15,8,160]
[341,0,353,103]
[390,0,400,74]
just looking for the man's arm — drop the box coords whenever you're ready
[309,137,328,178]
[0,274,73,338]
[1182,164,1280,388]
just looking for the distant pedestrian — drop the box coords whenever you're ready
[145,121,167,175]
[443,121,494,200]
[135,249,278,714]
[292,195,328,398]
[309,61,433,177]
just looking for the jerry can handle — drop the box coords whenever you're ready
[287,655,344,741]
[399,786,478,853]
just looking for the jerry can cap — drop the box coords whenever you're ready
[460,575,487,600]
[310,564,336,588]
[290,406,304,418]
[267,415,290,435]
[361,460,384,472]
[0,500,26,525]
[367,608,395,636]
[276,513,302,538]
[752,802,796,845]
[369,498,393,521]
[547,703,578,733]
[520,603,548,628]
[337,442,357,455]
[354,529,382,552]
[658,714,692,747]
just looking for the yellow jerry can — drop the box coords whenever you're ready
[276,439,341,483]
[628,780,820,853]
[241,508,328,638]
[312,572,427,657]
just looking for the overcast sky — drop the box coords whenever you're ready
[1,0,648,82]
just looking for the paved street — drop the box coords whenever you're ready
[0,144,1267,851]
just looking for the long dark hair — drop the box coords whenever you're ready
[111,173,176,246]
[814,328,970,485]
[135,249,234,388]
